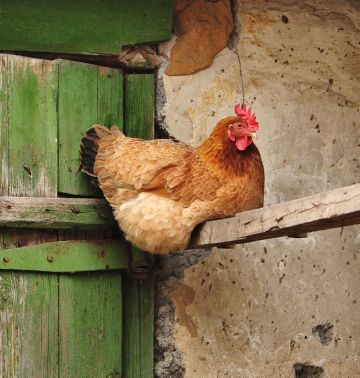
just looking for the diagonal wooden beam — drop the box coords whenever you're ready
[189,183,360,249]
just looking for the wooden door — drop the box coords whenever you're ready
[0,54,154,377]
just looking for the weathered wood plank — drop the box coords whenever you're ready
[0,270,59,377]
[0,55,9,195]
[6,48,158,71]
[190,183,360,249]
[124,74,155,140]
[123,278,141,375]
[58,60,125,377]
[0,240,129,272]
[3,54,58,197]
[123,74,155,377]
[0,55,59,377]
[58,60,100,196]
[59,272,123,377]
[139,276,155,375]
[0,196,115,230]
[97,66,123,129]
[58,61,124,196]
[0,0,173,54]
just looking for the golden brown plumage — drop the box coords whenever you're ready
[80,114,264,254]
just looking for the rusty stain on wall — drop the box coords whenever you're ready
[172,284,197,337]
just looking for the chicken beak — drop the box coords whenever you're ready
[248,132,258,139]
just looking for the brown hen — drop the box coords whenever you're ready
[80,106,264,254]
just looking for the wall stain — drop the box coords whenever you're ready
[172,283,197,337]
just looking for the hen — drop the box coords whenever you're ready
[80,104,264,254]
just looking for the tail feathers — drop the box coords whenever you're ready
[79,124,116,177]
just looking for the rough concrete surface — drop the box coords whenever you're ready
[154,250,211,377]
[159,46,243,145]
[155,1,360,377]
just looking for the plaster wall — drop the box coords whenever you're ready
[155,1,360,377]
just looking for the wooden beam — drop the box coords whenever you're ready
[0,0,173,54]
[190,183,360,249]
[0,196,115,230]
[5,46,159,71]
[1,184,359,248]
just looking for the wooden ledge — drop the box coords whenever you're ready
[189,183,360,249]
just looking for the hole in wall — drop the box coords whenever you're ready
[312,322,333,345]
[293,363,324,378]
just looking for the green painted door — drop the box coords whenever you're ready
[0,54,154,377]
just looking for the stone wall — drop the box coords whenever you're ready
[155,1,360,377]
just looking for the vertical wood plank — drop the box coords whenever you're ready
[123,74,155,378]
[0,271,59,377]
[0,54,59,378]
[58,60,124,377]
[97,67,124,129]
[124,74,154,140]
[139,280,155,376]
[0,55,9,195]
[58,62,123,196]
[59,272,122,377]
[5,55,58,197]
[58,60,99,196]
[123,276,140,374]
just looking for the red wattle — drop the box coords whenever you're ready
[236,136,252,151]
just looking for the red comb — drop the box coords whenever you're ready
[234,104,259,132]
